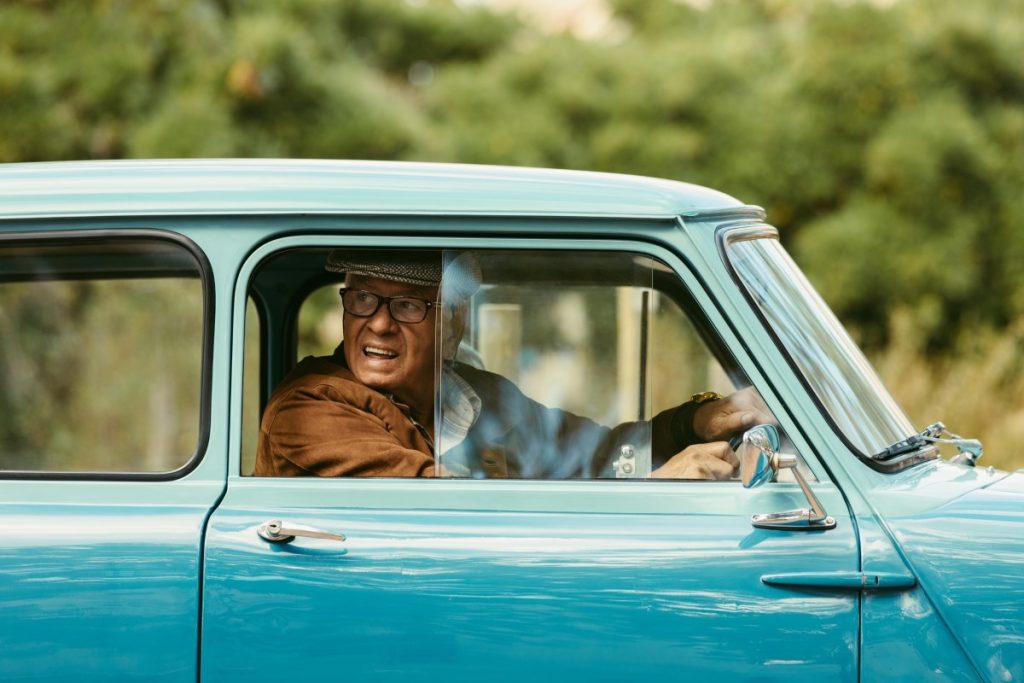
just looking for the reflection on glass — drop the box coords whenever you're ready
[435,250,654,478]
[436,249,749,480]
[256,246,776,480]
[0,240,203,473]
[727,234,915,456]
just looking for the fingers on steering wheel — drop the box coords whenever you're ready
[701,452,735,480]
[717,441,740,468]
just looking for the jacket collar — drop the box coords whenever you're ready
[331,344,482,457]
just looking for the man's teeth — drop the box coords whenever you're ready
[364,346,398,358]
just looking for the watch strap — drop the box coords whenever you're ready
[671,392,724,449]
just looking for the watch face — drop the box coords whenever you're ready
[691,391,723,404]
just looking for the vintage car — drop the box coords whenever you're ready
[0,159,1020,682]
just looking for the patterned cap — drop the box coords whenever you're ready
[325,249,481,299]
[326,249,442,287]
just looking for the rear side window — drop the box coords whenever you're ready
[0,235,207,475]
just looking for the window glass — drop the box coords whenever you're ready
[649,292,735,412]
[437,249,754,479]
[0,237,204,474]
[726,231,915,457]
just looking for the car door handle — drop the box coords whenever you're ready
[257,519,346,544]
[761,571,916,591]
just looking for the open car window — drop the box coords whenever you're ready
[437,249,747,479]
[246,245,789,480]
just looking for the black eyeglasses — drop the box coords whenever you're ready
[338,287,439,324]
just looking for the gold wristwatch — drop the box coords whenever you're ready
[689,391,723,404]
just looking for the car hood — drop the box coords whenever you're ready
[882,468,1024,681]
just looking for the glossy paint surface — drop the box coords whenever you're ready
[0,491,213,682]
[861,585,982,681]
[0,159,742,221]
[202,480,859,682]
[876,469,1024,682]
[855,511,980,681]
[0,203,232,680]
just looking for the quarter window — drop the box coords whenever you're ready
[0,236,206,474]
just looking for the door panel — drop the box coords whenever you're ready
[0,483,219,682]
[211,235,860,679]
[202,480,858,681]
[0,232,219,681]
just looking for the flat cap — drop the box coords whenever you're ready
[325,249,481,299]
[326,249,441,287]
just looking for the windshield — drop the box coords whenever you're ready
[725,227,916,457]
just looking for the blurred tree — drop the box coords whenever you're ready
[0,0,519,160]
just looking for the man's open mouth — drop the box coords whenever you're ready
[363,345,398,359]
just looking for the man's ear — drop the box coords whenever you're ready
[440,303,467,360]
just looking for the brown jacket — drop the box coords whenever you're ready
[254,352,437,477]
[255,349,686,478]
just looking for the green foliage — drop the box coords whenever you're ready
[0,0,518,160]
[333,0,517,73]
[0,278,203,471]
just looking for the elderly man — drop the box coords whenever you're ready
[254,250,769,479]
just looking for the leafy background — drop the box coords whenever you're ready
[2,0,1022,470]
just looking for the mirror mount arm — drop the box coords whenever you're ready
[750,457,837,531]
[739,425,837,531]
[791,462,829,524]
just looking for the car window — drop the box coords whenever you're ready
[0,235,206,475]
[247,246,770,480]
[436,249,742,479]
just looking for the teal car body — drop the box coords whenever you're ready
[0,160,1020,682]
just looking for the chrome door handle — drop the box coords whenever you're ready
[257,519,346,544]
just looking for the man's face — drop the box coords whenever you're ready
[342,274,438,407]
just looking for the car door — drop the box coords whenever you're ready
[0,230,222,682]
[201,233,860,682]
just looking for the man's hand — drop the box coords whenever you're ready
[651,442,738,480]
[692,386,773,442]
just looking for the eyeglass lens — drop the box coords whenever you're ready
[340,289,430,323]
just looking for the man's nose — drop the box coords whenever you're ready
[366,302,399,333]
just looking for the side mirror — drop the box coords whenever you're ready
[737,424,836,531]
[738,424,785,488]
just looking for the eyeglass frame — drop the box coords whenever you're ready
[338,287,440,324]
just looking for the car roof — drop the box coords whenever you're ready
[0,159,754,221]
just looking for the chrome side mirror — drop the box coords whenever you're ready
[737,425,836,531]
[738,424,783,489]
